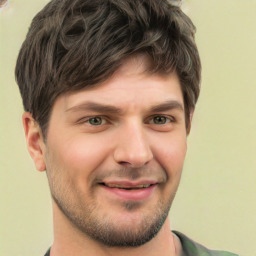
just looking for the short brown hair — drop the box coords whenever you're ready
[15,0,201,138]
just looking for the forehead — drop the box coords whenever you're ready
[54,55,184,113]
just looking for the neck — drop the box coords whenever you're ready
[50,201,180,256]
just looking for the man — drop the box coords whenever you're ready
[15,0,238,255]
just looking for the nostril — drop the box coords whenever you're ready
[119,161,131,165]
[113,138,153,168]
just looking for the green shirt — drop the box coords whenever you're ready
[44,231,239,256]
[173,231,239,256]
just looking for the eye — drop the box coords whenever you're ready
[149,115,173,125]
[153,116,167,125]
[88,117,105,126]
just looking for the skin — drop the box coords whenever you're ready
[23,56,191,256]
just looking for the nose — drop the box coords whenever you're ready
[113,123,153,168]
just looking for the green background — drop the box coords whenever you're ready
[1,0,255,255]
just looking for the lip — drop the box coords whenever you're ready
[100,181,157,201]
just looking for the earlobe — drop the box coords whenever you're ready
[22,112,46,172]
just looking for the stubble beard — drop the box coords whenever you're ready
[51,185,176,247]
[46,161,179,247]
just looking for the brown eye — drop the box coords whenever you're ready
[88,117,103,126]
[153,116,168,125]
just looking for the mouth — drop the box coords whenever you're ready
[99,181,157,200]
[100,183,154,190]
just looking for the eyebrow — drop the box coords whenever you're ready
[65,100,184,114]
[149,100,184,113]
[66,102,123,114]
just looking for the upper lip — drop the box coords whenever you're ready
[101,180,158,188]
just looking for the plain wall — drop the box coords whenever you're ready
[1,0,255,255]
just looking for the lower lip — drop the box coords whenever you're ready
[101,184,156,201]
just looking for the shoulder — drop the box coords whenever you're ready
[173,231,239,256]
[44,248,51,256]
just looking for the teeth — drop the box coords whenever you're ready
[106,184,151,189]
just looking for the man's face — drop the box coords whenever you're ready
[42,57,188,247]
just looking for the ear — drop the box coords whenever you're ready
[22,112,46,172]
[186,110,194,135]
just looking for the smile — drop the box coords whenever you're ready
[102,183,153,190]
[99,181,157,200]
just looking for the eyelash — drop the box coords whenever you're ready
[148,115,175,125]
[78,115,175,126]
[77,116,108,125]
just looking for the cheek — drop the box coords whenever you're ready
[46,135,112,196]
[51,135,111,175]
[152,133,187,177]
